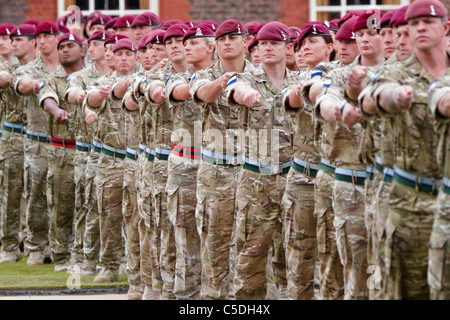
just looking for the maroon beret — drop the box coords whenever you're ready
[112,38,137,52]
[56,16,68,27]
[215,19,245,39]
[244,21,261,35]
[335,16,358,41]
[24,20,40,28]
[405,0,447,21]
[66,10,84,24]
[10,24,36,38]
[34,21,60,36]
[339,11,364,27]
[147,30,166,45]
[289,26,302,41]
[91,15,112,27]
[131,12,161,28]
[185,21,198,28]
[256,21,291,42]
[296,22,331,45]
[59,25,70,34]
[201,20,220,32]
[163,23,188,42]
[352,9,384,32]
[88,30,113,43]
[182,24,215,44]
[105,34,129,46]
[105,17,118,30]
[248,36,259,52]
[58,33,83,48]
[390,6,409,27]
[138,33,152,49]
[87,11,103,22]
[113,15,135,29]
[0,24,15,36]
[324,20,339,32]
[161,19,184,30]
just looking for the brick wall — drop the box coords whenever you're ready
[0,0,28,25]
[25,0,58,23]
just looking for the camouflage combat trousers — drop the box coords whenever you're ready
[123,157,142,287]
[0,132,25,252]
[153,157,175,300]
[83,147,100,262]
[166,153,201,300]
[384,181,436,300]
[428,188,450,300]
[314,169,344,300]
[70,149,89,264]
[233,169,286,300]
[47,146,75,264]
[333,178,369,300]
[195,160,240,300]
[23,139,49,253]
[95,153,125,269]
[281,168,317,300]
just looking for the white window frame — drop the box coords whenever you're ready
[58,0,159,19]
[310,0,410,21]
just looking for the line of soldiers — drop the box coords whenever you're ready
[0,0,449,300]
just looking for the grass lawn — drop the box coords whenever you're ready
[0,251,129,291]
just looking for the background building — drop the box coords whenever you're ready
[0,0,447,29]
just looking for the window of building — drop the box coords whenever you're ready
[310,0,410,22]
[58,0,159,18]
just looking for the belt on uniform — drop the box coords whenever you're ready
[319,158,336,175]
[242,156,291,176]
[76,141,91,152]
[50,137,76,148]
[126,148,139,161]
[335,168,366,185]
[3,122,26,134]
[101,143,126,159]
[139,144,146,155]
[201,149,240,167]
[375,154,384,173]
[292,157,319,178]
[155,147,171,161]
[366,166,375,181]
[26,130,50,143]
[145,147,155,161]
[382,167,394,183]
[443,177,450,195]
[393,165,441,195]
[171,144,201,160]
[92,140,103,153]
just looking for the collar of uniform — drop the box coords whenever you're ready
[54,64,68,78]
[405,51,450,81]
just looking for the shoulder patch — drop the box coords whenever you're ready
[311,70,323,79]
[369,72,379,85]
[428,80,438,94]
[323,78,332,88]
[165,75,172,86]
[190,72,196,82]
[227,74,237,87]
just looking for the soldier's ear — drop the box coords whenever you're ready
[286,42,293,51]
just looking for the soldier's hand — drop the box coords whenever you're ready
[347,66,367,88]
[288,82,305,108]
[85,109,98,124]
[220,73,235,89]
[394,85,414,110]
[342,104,362,127]
[54,108,68,124]
[150,84,166,104]
[33,79,42,93]
[77,90,85,104]
[243,89,261,108]
[99,85,111,100]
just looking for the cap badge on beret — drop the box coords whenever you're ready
[195,28,203,36]
[324,21,330,28]
[100,17,104,25]
[131,43,135,51]
[237,25,241,33]
[156,35,160,42]
[430,5,437,15]
[183,28,187,33]
[102,32,106,40]
[312,25,317,34]
[126,20,131,28]
[69,34,75,41]
[351,32,356,40]
[6,28,10,35]
[16,29,20,36]
[281,31,287,40]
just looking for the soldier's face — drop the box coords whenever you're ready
[407,17,448,51]
[165,37,186,64]
[105,44,115,69]
[258,39,287,66]
[140,48,152,71]
[394,25,413,62]
[295,48,307,69]
[337,40,359,65]
[58,41,83,66]
[11,36,35,59]
[249,45,261,67]
[115,27,134,41]
[299,36,333,69]
[151,44,168,65]
[380,28,396,60]
[90,24,105,34]
[216,34,246,60]
[0,35,13,56]
[355,28,383,60]
[89,40,106,62]
[133,26,153,43]
[113,48,137,74]
[184,38,213,65]
[286,41,296,68]
[36,33,59,56]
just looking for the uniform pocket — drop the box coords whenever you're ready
[334,218,348,266]
[427,233,448,292]
[316,206,329,254]
[195,193,206,237]
[384,223,397,277]
[46,171,54,208]
[235,198,250,248]
[166,184,179,227]
[281,196,294,250]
